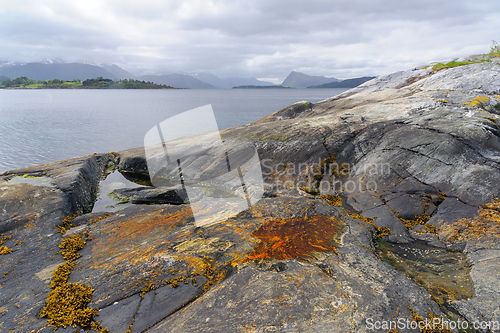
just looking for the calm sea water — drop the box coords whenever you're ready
[0,88,348,172]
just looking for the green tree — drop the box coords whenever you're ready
[490,40,500,55]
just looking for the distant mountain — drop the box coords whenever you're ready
[308,76,376,88]
[232,85,291,89]
[137,74,216,89]
[0,62,119,81]
[100,64,136,80]
[281,71,339,88]
[0,75,10,82]
[188,73,274,89]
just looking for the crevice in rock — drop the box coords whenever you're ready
[401,171,480,209]
[383,146,453,166]
[127,296,142,333]
[415,124,500,171]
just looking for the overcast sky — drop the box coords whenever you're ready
[1,1,499,83]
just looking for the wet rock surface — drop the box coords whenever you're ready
[112,185,201,204]
[1,54,500,332]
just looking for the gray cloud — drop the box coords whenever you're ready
[1,0,499,82]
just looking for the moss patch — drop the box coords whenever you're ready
[432,61,478,71]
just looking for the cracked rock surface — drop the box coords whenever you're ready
[1,54,500,332]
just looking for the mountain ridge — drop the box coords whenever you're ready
[281,70,339,88]
[0,62,119,81]
[308,76,376,88]
[187,72,275,88]
[136,74,216,89]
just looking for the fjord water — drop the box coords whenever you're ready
[0,88,348,172]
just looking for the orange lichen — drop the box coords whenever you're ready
[247,216,343,261]
[91,206,193,267]
[87,213,112,224]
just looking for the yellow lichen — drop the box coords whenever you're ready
[140,282,154,298]
[398,214,430,230]
[321,194,342,206]
[347,211,374,225]
[407,307,453,333]
[416,224,437,235]
[375,227,392,238]
[463,96,490,109]
[0,246,13,255]
[0,234,12,245]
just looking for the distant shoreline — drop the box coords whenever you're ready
[0,77,176,90]
[232,85,292,89]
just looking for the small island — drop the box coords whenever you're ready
[0,76,175,89]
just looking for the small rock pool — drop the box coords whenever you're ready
[92,171,145,212]
[376,239,474,326]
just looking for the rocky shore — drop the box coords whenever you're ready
[1,54,500,332]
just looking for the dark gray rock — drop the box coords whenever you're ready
[251,100,313,124]
[3,55,500,332]
[0,154,111,332]
[97,295,141,332]
[112,185,203,204]
[131,277,208,332]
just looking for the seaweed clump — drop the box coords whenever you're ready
[39,221,108,332]
[321,194,342,206]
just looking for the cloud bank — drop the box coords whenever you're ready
[1,0,499,82]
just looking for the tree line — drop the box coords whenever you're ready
[0,76,174,89]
